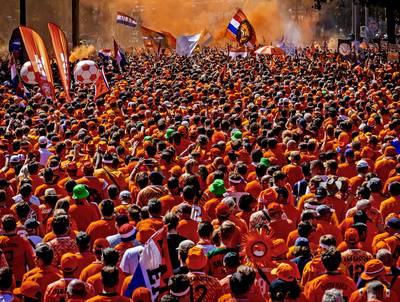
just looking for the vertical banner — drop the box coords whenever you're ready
[48,23,71,102]
[19,26,54,98]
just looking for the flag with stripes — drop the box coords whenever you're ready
[225,9,257,47]
[116,12,137,28]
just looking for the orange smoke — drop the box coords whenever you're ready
[81,0,318,47]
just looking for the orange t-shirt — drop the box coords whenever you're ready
[69,201,100,231]
[79,261,103,282]
[86,219,117,247]
[75,251,97,276]
[304,271,357,302]
[187,271,223,302]
[23,266,62,293]
[0,234,35,281]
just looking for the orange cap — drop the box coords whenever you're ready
[169,165,183,177]
[132,287,152,302]
[93,238,110,251]
[344,228,359,244]
[137,227,155,244]
[61,252,78,272]
[13,281,41,299]
[271,263,295,282]
[186,246,208,270]
[360,259,385,280]
[271,239,289,257]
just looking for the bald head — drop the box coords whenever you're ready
[67,279,87,298]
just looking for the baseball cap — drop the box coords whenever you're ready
[119,190,131,200]
[186,246,208,270]
[176,240,195,252]
[93,238,110,251]
[137,227,155,244]
[119,224,136,239]
[387,217,400,230]
[316,205,334,216]
[294,237,310,247]
[344,148,354,157]
[355,199,371,211]
[271,263,295,282]
[267,202,283,214]
[61,253,78,272]
[169,165,183,177]
[132,287,151,302]
[10,154,25,163]
[13,281,41,299]
[360,259,385,280]
[356,160,369,169]
[271,239,289,257]
[215,203,230,218]
[38,136,48,145]
[344,228,360,244]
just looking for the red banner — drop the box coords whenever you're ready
[48,23,71,102]
[19,26,54,98]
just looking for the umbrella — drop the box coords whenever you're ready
[255,46,285,55]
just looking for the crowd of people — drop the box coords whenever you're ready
[0,46,399,302]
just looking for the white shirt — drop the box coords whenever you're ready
[39,147,53,166]
[119,245,144,275]
[13,194,40,206]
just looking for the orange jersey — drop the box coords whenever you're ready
[47,236,79,266]
[23,266,62,293]
[69,201,100,231]
[341,249,373,282]
[44,277,95,302]
[79,261,103,282]
[0,234,35,281]
[304,271,357,302]
[86,219,117,247]
[187,271,223,302]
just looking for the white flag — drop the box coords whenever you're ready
[176,33,201,56]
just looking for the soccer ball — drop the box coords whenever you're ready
[20,61,38,85]
[74,60,100,84]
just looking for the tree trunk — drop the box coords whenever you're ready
[20,0,26,25]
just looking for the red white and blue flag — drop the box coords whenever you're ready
[94,67,109,100]
[226,9,257,47]
[124,227,172,301]
[116,12,137,28]
[113,39,127,71]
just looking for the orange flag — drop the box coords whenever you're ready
[19,26,54,98]
[94,67,110,100]
[48,23,71,102]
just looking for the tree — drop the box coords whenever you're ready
[313,0,399,43]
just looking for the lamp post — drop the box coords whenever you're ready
[20,0,26,25]
[72,0,79,46]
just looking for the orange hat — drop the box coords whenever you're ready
[271,263,295,282]
[13,281,41,299]
[215,203,230,217]
[169,165,183,177]
[344,228,359,244]
[271,239,289,257]
[186,246,208,270]
[384,146,397,157]
[360,259,385,280]
[137,227,155,244]
[61,253,78,272]
[132,287,152,302]
[98,141,108,152]
[67,162,78,171]
[268,202,283,214]
[86,141,96,152]
[93,238,110,251]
